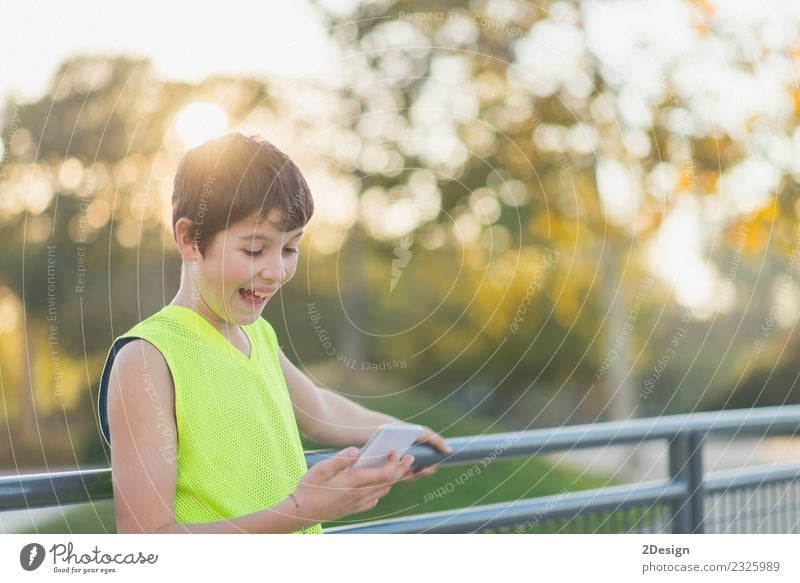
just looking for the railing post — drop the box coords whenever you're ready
[668,432,705,533]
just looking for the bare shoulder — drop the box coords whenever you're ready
[107,337,176,439]
[107,338,178,533]
[111,339,173,394]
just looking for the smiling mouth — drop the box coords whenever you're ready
[238,287,270,307]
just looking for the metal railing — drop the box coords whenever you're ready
[2,405,800,533]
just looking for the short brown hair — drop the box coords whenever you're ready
[172,132,314,256]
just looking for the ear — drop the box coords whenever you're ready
[174,217,201,262]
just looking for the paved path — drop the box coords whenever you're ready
[545,435,800,484]
[0,506,71,534]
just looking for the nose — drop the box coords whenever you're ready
[258,253,286,285]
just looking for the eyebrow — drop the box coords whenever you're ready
[239,231,304,243]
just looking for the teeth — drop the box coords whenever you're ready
[243,287,268,299]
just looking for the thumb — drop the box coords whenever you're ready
[318,447,360,478]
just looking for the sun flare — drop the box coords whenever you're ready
[175,102,229,148]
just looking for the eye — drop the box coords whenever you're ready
[242,249,262,257]
[283,248,299,255]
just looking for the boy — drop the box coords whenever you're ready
[98,133,451,534]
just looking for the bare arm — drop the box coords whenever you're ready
[278,348,396,446]
[152,500,315,534]
[278,349,454,474]
[302,387,397,446]
[108,340,315,534]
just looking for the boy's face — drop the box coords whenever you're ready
[193,207,303,326]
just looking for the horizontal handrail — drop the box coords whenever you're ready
[326,461,800,533]
[2,405,800,531]
[0,468,112,511]
[325,481,686,534]
[307,404,800,468]
[704,462,800,493]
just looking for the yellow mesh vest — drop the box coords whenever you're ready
[98,305,323,534]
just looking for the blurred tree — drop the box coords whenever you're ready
[307,0,800,421]
[4,0,800,470]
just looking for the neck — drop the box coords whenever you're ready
[171,263,237,336]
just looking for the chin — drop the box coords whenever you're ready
[240,308,265,324]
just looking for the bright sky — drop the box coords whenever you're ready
[0,0,338,104]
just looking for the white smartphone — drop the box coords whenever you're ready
[352,423,424,469]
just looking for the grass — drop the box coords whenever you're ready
[20,363,613,534]
[19,501,117,535]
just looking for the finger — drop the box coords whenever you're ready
[415,465,438,478]
[421,431,453,455]
[319,447,361,479]
[377,451,399,477]
[354,449,396,473]
[352,459,403,487]
[401,466,423,481]
[357,498,377,513]
[362,486,387,503]
[369,484,394,505]
[346,468,386,489]
[403,465,436,481]
[384,455,412,483]
[398,467,415,481]
[397,454,415,479]
[386,451,411,479]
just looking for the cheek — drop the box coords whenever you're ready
[197,261,220,287]
[227,254,256,280]
[201,256,249,294]
[283,256,299,279]
[232,265,255,283]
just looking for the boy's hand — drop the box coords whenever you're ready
[400,426,453,481]
[292,448,413,525]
